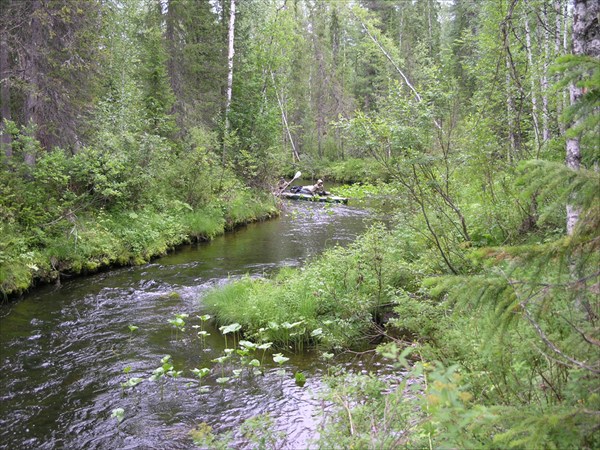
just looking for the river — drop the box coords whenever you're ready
[0,199,387,449]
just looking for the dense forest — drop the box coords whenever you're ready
[1,0,599,447]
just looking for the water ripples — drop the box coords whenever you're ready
[0,200,385,449]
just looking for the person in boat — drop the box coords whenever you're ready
[276,177,287,193]
[296,179,325,195]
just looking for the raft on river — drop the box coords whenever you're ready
[279,191,349,204]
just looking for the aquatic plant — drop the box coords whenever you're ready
[216,377,230,387]
[219,322,241,348]
[149,355,176,399]
[110,408,125,429]
[195,314,211,331]
[273,353,290,380]
[248,358,261,376]
[294,371,306,387]
[257,342,273,366]
[191,367,210,393]
[189,422,232,449]
[168,313,188,340]
[204,226,398,351]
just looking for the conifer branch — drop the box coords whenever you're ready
[510,283,600,374]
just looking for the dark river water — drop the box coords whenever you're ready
[0,199,387,449]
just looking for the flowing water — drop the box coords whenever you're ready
[0,199,389,449]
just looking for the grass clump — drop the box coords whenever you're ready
[204,224,412,351]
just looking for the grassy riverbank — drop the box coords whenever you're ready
[0,189,277,298]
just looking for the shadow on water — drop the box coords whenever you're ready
[0,200,390,449]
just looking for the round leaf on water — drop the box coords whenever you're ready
[239,340,257,350]
[212,356,229,364]
[219,323,241,334]
[111,408,125,423]
[273,353,289,364]
[123,377,143,388]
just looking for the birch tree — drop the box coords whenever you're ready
[223,0,236,164]
[566,0,600,235]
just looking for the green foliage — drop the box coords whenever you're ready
[517,159,600,228]
[206,224,408,350]
[239,413,285,449]
[189,422,231,449]
[318,370,411,449]
[317,158,390,183]
[0,128,277,295]
[551,54,600,165]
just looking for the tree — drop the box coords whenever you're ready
[0,26,11,157]
[566,0,600,235]
[0,0,103,155]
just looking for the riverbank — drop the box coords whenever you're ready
[0,190,278,298]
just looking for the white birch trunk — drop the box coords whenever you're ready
[270,71,300,162]
[565,0,600,233]
[224,0,236,147]
[506,54,516,162]
[541,3,550,143]
[222,0,236,165]
[524,11,540,153]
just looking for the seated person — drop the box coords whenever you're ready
[276,177,287,193]
[298,179,325,195]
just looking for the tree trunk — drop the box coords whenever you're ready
[225,0,236,124]
[0,33,11,157]
[505,53,516,162]
[559,0,569,134]
[223,0,236,165]
[566,0,600,235]
[541,3,550,143]
[165,0,182,118]
[24,0,43,166]
[524,10,540,153]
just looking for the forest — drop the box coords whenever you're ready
[1,0,599,448]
